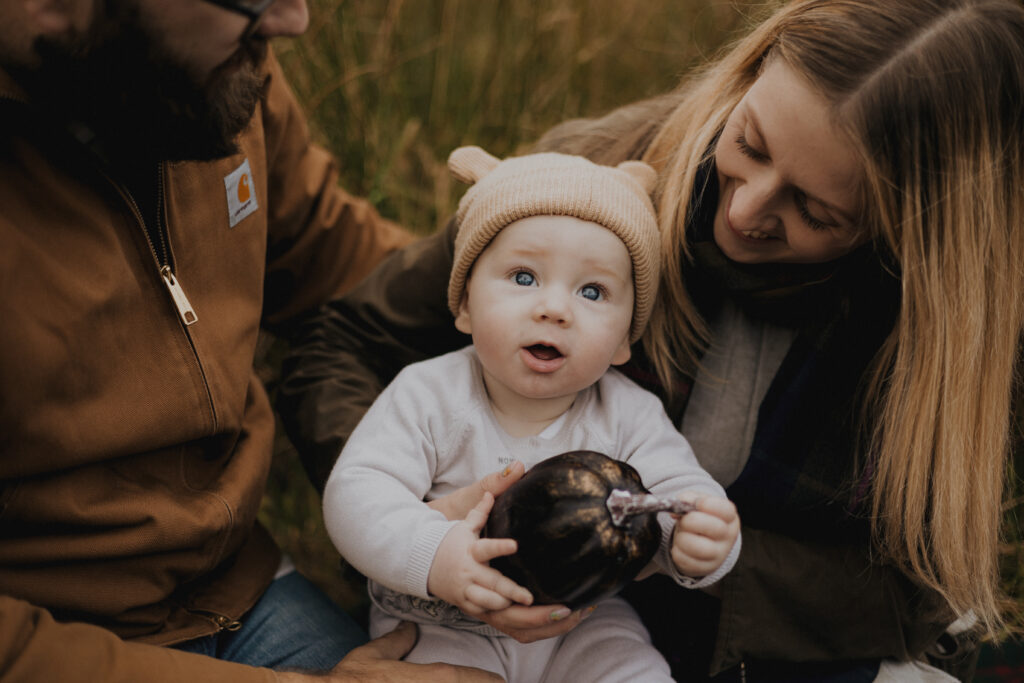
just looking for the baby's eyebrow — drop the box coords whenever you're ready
[578,259,630,284]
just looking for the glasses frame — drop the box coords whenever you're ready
[201,0,277,41]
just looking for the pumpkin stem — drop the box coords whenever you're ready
[606,489,697,527]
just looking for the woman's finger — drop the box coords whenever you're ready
[478,605,584,643]
[426,462,524,521]
[463,491,495,532]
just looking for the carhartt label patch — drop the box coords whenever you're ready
[224,158,258,228]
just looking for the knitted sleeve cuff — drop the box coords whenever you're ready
[403,519,459,599]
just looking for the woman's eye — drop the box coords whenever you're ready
[513,271,535,286]
[580,284,603,301]
[795,194,831,232]
[735,133,769,162]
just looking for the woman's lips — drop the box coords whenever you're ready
[520,344,565,373]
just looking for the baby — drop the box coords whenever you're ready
[323,146,740,682]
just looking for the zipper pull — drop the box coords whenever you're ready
[160,265,198,325]
[213,614,242,632]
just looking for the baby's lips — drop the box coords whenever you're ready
[525,343,562,360]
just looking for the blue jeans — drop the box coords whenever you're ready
[172,570,368,672]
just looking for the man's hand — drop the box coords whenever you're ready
[427,493,533,616]
[670,495,740,578]
[276,621,503,681]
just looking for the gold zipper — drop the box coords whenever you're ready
[114,164,198,326]
[192,609,243,632]
[212,614,243,632]
[160,265,198,325]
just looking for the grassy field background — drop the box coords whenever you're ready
[257,0,1024,659]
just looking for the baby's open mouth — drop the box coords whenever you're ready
[526,344,562,361]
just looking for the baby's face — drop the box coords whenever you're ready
[456,215,634,405]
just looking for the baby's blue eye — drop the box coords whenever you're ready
[580,284,602,301]
[514,271,535,286]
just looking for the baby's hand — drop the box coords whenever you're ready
[427,492,533,616]
[670,495,740,578]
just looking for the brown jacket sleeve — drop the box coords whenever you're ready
[0,596,278,683]
[277,218,467,492]
[259,51,415,330]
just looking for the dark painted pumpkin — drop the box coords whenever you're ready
[484,450,661,609]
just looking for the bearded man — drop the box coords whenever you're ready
[0,2,502,681]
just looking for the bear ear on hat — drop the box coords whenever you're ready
[616,160,657,195]
[448,146,502,185]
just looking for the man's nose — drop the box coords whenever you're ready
[256,0,310,38]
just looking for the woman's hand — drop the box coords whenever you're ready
[670,495,740,578]
[473,603,588,643]
[427,461,525,521]
[427,492,533,615]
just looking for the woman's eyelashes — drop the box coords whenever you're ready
[796,194,830,231]
[736,133,835,232]
[735,132,769,162]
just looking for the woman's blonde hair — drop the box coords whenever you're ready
[539,0,1024,637]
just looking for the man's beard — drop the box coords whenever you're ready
[14,1,269,162]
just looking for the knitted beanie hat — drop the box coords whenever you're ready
[446,146,660,343]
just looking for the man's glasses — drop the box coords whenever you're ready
[201,0,277,41]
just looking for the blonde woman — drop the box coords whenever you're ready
[279,0,1024,680]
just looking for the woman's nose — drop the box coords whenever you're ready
[730,170,784,233]
[256,0,310,38]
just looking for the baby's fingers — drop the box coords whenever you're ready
[677,509,731,541]
[472,538,517,563]
[462,584,511,614]
[695,496,739,524]
[475,566,533,606]
[673,530,724,563]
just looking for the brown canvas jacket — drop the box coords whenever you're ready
[0,49,412,681]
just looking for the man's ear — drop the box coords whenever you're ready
[610,335,632,366]
[25,0,76,35]
[454,294,472,335]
